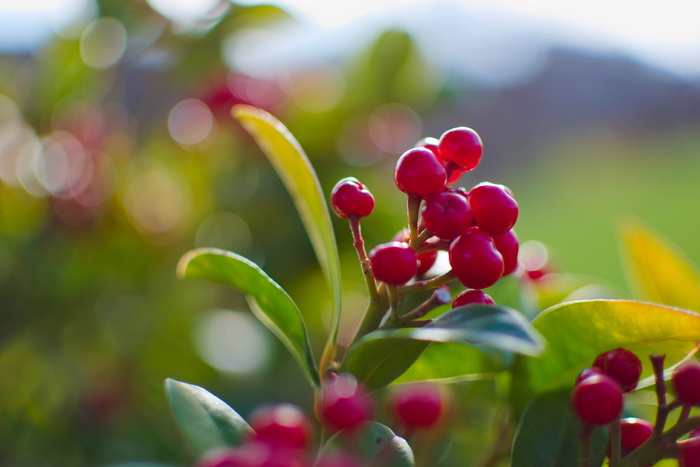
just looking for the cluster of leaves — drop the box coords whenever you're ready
[165,106,700,466]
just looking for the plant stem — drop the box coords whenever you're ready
[388,284,400,323]
[348,215,379,301]
[609,418,621,466]
[651,354,669,440]
[383,287,451,328]
[400,270,457,294]
[407,194,422,243]
[578,423,592,467]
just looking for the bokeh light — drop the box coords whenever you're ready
[79,17,127,69]
[168,99,215,147]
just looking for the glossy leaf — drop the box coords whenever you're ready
[348,305,544,389]
[511,389,607,467]
[321,421,414,467]
[619,219,700,311]
[177,248,319,386]
[512,299,700,414]
[232,105,342,362]
[165,379,253,456]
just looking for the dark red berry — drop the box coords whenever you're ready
[593,348,642,393]
[452,289,495,307]
[369,242,418,285]
[437,127,483,171]
[448,227,504,290]
[389,383,448,430]
[571,373,623,425]
[416,250,438,276]
[320,374,373,431]
[394,147,446,198]
[492,229,519,276]
[680,430,700,467]
[468,182,519,235]
[575,367,606,386]
[415,136,440,159]
[618,418,653,455]
[673,363,700,406]
[421,191,473,240]
[331,177,374,219]
[248,403,312,451]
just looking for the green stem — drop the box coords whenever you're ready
[383,287,451,328]
[579,423,592,467]
[348,214,379,301]
[400,270,457,295]
[407,194,422,243]
[609,418,621,466]
[388,284,400,323]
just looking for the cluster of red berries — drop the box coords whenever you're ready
[331,126,519,306]
[570,348,700,464]
[195,375,450,467]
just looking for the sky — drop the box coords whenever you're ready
[1,0,699,77]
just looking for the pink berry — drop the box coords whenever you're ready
[394,148,446,198]
[320,374,373,432]
[421,191,473,240]
[369,242,418,285]
[389,383,448,430]
[593,348,642,393]
[571,373,623,425]
[437,127,483,171]
[452,289,495,307]
[448,227,504,290]
[331,177,375,219]
[492,229,519,276]
[673,363,700,406]
[680,430,700,467]
[248,403,312,451]
[468,182,519,235]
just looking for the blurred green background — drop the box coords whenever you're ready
[1,0,699,465]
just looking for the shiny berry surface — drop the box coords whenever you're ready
[571,373,623,425]
[394,147,446,198]
[331,177,375,219]
[389,383,446,430]
[437,127,483,171]
[680,430,700,467]
[449,227,504,290]
[320,374,373,431]
[492,229,519,276]
[421,191,473,240]
[468,182,519,235]
[593,348,642,393]
[619,418,653,454]
[249,403,312,451]
[369,242,418,285]
[452,289,495,307]
[575,367,606,386]
[673,362,700,405]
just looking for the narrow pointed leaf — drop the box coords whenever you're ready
[347,305,543,389]
[320,421,414,467]
[232,105,342,361]
[512,389,607,467]
[178,248,319,386]
[619,219,700,310]
[512,299,700,414]
[165,378,253,456]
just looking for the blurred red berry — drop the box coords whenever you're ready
[249,403,312,451]
[452,289,495,307]
[320,374,373,432]
[571,373,623,425]
[673,362,700,406]
[593,348,642,393]
[389,383,448,430]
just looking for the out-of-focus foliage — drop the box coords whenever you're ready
[2,0,700,465]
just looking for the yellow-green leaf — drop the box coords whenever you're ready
[232,105,342,372]
[512,299,700,414]
[619,218,700,311]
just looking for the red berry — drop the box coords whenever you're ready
[437,127,483,171]
[575,367,606,386]
[673,363,700,406]
[394,147,446,198]
[680,430,700,467]
[415,137,464,185]
[369,242,418,285]
[320,374,373,431]
[416,250,438,276]
[389,383,448,430]
[452,289,495,307]
[593,348,642,393]
[331,177,374,219]
[492,229,519,276]
[618,418,653,454]
[571,373,623,425]
[249,403,312,451]
[421,191,473,240]
[468,182,519,235]
[448,227,504,290]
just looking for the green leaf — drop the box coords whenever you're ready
[619,218,700,311]
[232,105,342,366]
[512,299,700,415]
[347,305,544,389]
[511,389,607,467]
[320,421,414,467]
[177,248,319,386]
[164,378,253,456]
